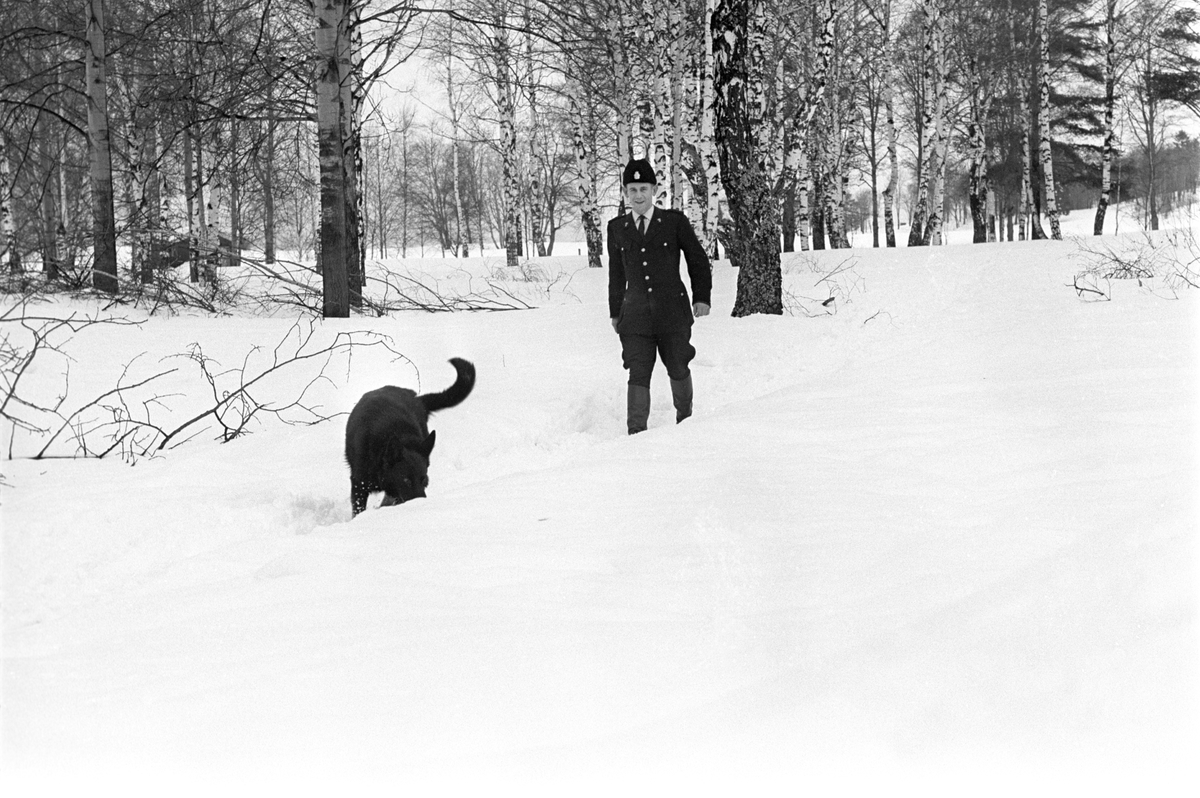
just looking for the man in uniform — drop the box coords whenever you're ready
[608,158,712,435]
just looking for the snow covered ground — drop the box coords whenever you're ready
[2,204,1198,795]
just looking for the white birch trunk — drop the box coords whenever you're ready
[1,133,16,274]
[1037,0,1061,239]
[879,6,898,248]
[86,0,118,292]
[908,0,937,246]
[700,0,721,259]
[1094,0,1116,235]
[493,15,520,269]
[669,2,684,210]
[648,0,670,207]
[525,22,545,256]
[569,82,603,269]
[920,0,948,246]
[609,14,635,165]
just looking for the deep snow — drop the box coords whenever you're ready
[2,207,1198,795]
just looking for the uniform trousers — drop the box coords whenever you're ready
[619,331,696,388]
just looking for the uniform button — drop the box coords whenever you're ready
[648,287,653,293]
[643,261,647,266]
[644,275,650,280]
[641,248,646,252]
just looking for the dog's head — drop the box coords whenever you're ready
[378,432,435,507]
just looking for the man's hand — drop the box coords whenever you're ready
[611,318,619,332]
[693,302,710,318]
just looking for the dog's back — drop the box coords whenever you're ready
[345,359,475,516]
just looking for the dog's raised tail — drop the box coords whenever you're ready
[420,357,475,413]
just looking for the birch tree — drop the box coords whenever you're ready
[568,79,603,268]
[713,0,782,316]
[85,0,119,293]
[1094,0,1119,234]
[1036,0,1063,239]
[314,0,350,317]
[919,0,948,246]
[907,0,940,246]
[493,7,521,270]
[700,0,722,259]
[1,132,17,275]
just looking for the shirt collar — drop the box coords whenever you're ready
[630,205,655,225]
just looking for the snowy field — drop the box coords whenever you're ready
[2,204,1198,795]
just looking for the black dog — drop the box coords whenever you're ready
[345,358,475,516]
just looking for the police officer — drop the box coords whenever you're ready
[608,158,712,435]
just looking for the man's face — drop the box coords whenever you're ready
[624,182,656,216]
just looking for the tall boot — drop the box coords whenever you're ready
[670,375,693,423]
[627,384,650,435]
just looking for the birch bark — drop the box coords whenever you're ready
[315,0,350,317]
[525,22,545,256]
[86,0,119,292]
[967,54,993,243]
[493,13,520,270]
[920,0,948,246]
[1094,0,1117,235]
[908,0,938,246]
[341,0,364,303]
[1,132,16,275]
[1036,0,1062,239]
[700,0,721,259]
[569,81,603,269]
[714,0,781,315]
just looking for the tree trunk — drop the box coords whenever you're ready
[55,114,70,280]
[700,0,721,260]
[446,22,465,258]
[609,14,635,166]
[880,9,898,248]
[1036,0,1061,239]
[780,117,800,253]
[341,0,364,305]
[401,128,409,258]
[229,119,242,268]
[798,146,811,251]
[714,0,781,315]
[569,82,603,269]
[315,0,349,317]
[85,0,118,292]
[197,137,216,285]
[1,132,17,275]
[920,0,947,246]
[908,0,938,247]
[264,69,277,264]
[525,25,545,257]
[493,16,520,270]
[967,56,992,244]
[37,123,58,278]
[1094,0,1116,235]
[670,2,684,211]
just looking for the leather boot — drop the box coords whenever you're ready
[670,375,693,423]
[627,384,650,435]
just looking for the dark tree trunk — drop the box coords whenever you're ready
[713,0,781,316]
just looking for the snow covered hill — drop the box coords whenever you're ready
[2,221,1197,795]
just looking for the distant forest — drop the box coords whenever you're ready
[2,0,1198,316]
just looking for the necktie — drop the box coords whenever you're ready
[638,215,646,236]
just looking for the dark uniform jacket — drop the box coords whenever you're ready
[607,208,712,336]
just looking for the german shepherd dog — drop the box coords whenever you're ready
[345,358,475,516]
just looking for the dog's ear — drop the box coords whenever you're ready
[419,430,436,457]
